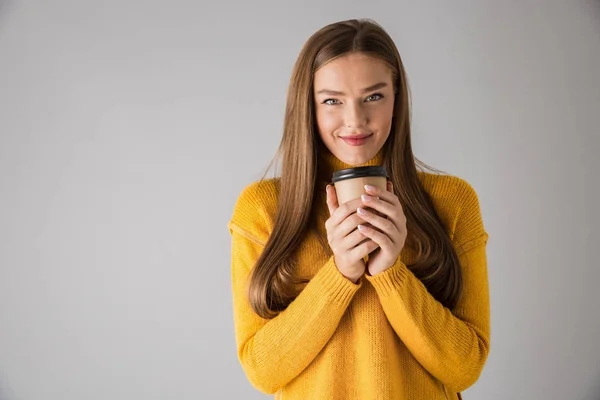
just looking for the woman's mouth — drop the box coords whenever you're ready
[340,133,373,146]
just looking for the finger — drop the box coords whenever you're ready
[330,197,364,226]
[342,227,369,249]
[326,184,339,216]
[364,184,399,205]
[329,226,368,257]
[357,224,394,248]
[357,208,399,241]
[336,213,368,239]
[360,194,396,220]
[350,236,380,260]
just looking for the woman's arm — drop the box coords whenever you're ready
[365,236,490,392]
[364,179,490,392]
[229,224,361,394]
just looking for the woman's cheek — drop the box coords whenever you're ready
[319,115,342,134]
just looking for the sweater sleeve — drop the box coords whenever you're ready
[364,179,490,393]
[228,182,362,394]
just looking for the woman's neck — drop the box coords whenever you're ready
[317,146,385,186]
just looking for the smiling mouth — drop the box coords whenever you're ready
[340,133,373,146]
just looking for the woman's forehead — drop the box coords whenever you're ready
[314,54,393,93]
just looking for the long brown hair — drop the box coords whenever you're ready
[248,18,463,319]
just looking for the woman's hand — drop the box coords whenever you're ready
[356,181,407,276]
[325,185,380,283]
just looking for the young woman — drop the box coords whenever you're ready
[228,18,490,400]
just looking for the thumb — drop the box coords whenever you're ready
[325,184,339,216]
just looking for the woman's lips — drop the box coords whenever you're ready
[340,133,373,146]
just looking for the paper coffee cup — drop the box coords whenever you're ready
[331,165,389,205]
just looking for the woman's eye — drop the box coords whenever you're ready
[366,93,384,102]
[322,93,383,105]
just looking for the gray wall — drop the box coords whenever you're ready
[1,1,599,399]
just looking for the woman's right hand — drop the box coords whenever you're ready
[325,184,380,283]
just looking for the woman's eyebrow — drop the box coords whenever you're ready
[316,82,388,96]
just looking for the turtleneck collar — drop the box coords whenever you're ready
[317,146,385,187]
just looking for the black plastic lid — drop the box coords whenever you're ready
[331,165,388,183]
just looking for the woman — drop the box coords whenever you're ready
[228,18,490,400]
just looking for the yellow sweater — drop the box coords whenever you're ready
[228,148,490,399]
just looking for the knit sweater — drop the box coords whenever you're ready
[228,148,490,399]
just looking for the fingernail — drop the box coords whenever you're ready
[357,207,367,215]
[364,185,376,192]
[361,194,372,202]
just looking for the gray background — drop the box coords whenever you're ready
[1,1,599,399]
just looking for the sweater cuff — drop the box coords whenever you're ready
[364,258,408,296]
[311,257,363,305]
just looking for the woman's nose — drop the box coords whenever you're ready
[344,102,368,129]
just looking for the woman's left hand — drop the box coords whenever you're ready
[356,181,407,276]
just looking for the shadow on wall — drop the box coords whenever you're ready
[0,0,14,24]
[582,376,600,400]
[590,0,600,21]
[0,380,18,400]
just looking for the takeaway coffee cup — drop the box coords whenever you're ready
[331,165,389,205]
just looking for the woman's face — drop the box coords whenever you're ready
[313,52,395,166]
